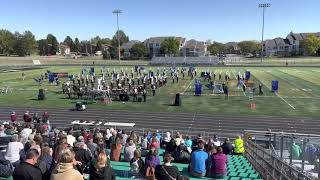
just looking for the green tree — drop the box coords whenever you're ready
[13,31,37,56]
[96,40,102,52]
[100,38,112,45]
[112,30,129,46]
[160,37,180,56]
[37,39,48,56]
[90,36,101,44]
[74,38,80,53]
[64,36,74,52]
[207,42,226,55]
[46,34,59,55]
[130,43,149,58]
[238,41,260,55]
[301,35,320,55]
[0,29,15,56]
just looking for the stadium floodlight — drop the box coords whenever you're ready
[258,3,271,64]
[113,9,122,64]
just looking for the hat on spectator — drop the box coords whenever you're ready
[87,134,94,140]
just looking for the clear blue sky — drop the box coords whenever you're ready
[0,0,319,43]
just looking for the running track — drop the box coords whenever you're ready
[0,106,319,137]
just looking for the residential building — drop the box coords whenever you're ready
[181,39,207,57]
[121,40,140,59]
[58,44,70,55]
[286,32,320,55]
[225,42,241,54]
[263,38,291,57]
[143,37,185,57]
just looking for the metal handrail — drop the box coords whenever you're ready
[244,130,320,138]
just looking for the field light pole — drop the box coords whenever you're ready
[113,9,122,64]
[259,3,271,64]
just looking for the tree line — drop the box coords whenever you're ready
[1,28,319,58]
[0,29,131,57]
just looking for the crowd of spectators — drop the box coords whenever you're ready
[0,112,246,180]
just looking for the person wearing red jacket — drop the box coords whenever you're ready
[23,111,32,123]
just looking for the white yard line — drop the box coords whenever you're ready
[189,113,196,129]
[275,92,296,110]
[181,78,194,95]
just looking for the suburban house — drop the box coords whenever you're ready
[181,39,207,57]
[225,42,241,54]
[143,37,186,57]
[121,40,140,59]
[263,37,291,56]
[58,44,70,55]
[286,32,320,55]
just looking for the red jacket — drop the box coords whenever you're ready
[23,113,32,122]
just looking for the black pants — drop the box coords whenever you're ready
[143,95,146,102]
[152,90,155,96]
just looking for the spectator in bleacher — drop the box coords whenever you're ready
[0,152,14,178]
[38,145,53,179]
[291,143,302,160]
[73,142,92,168]
[146,131,152,142]
[53,138,68,164]
[148,137,160,150]
[306,144,317,165]
[145,148,160,169]
[121,130,128,145]
[13,149,42,180]
[124,138,136,162]
[110,138,122,161]
[21,124,32,140]
[104,129,112,149]
[210,147,228,178]
[221,138,234,155]
[81,129,88,142]
[66,129,76,147]
[155,130,161,142]
[86,135,97,158]
[41,112,49,124]
[4,124,16,136]
[155,153,180,180]
[190,140,208,178]
[51,149,83,180]
[140,133,148,151]
[89,151,116,180]
[165,138,177,154]
[161,132,171,148]
[173,145,191,164]
[5,134,24,166]
[212,135,221,147]
[23,111,32,124]
[108,131,117,149]
[129,131,139,145]
[0,125,6,137]
[206,143,217,177]
[234,135,245,155]
[175,134,183,146]
[130,150,145,177]
[185,135,193,153]
[10,111,18,124]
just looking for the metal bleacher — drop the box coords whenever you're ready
[150,56,222,66]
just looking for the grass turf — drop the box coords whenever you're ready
[0,66,319,119]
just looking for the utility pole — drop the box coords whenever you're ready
[113,9,122,64]
[259,3,271,64]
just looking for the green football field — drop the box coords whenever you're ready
[0,66,319,119]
